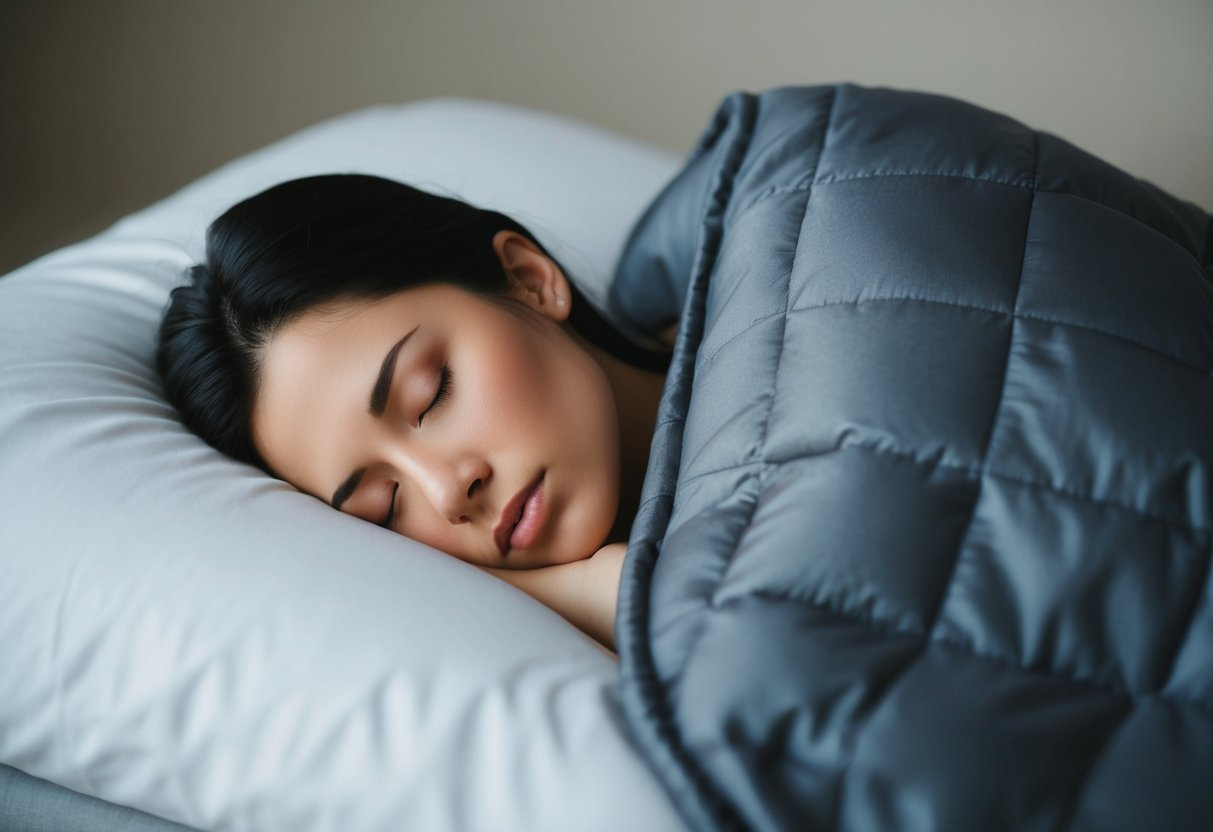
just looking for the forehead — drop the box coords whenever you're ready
[258,284,450,390]
[250,291,423,482]
[260,293,403,399]
[249,303,376,488]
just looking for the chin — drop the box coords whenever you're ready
[559,509,614,564]
[548,465,619,564]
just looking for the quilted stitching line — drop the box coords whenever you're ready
[713,204,805,590]
[783,297,1213,379]
[734,175,1202,261]
[924,137,1038,641]
[777,438,1213,539]
[814,169,1034,189]
[1038,188,1211,264]
[736,178,815,215]
[671,458,762,491]
[693,86,837,623]
[978,463,1213,539]
[720,587,1213,718]
[798,170,1207,266]
[697,308,788,371]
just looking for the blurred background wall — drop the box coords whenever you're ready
[2,0,1210,276]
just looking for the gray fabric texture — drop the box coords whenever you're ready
[613,84,1213,832]
[0,765,200,832]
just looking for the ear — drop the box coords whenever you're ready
[492,230,572,322]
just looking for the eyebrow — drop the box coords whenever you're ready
[331,325,420,510]
[369,326,419,417]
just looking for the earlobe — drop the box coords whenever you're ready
[492,230,572,322]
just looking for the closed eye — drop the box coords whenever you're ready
[418,364,452,425]
[380,482,399,529]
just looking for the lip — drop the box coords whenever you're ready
[494,472,546,557]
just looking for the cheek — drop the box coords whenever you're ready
[482,349,551,410]
[542,344,622,545]
[469,323,567,430]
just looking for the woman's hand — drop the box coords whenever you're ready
[477,542,627,654]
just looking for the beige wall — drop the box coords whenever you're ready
[2,0,1211,276]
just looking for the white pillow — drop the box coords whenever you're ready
[0,98,686,831]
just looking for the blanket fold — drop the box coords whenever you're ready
[614,83,1213,832]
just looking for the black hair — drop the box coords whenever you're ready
[157,173,667,470]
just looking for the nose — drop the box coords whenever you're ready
[395,445,491,524]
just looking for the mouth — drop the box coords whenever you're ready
[494,471,546,558]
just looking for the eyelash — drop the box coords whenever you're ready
[418,364,452,425]
[380,365,450,527]
[380,482,399,529]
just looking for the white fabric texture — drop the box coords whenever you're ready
[0,98,686,831]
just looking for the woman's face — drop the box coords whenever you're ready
[249,238,621,568]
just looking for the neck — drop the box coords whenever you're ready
[578,335,667,545]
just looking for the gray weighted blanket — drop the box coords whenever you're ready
[610,83,1213,831]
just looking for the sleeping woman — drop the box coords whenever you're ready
[153,86,1213,827]
[157,173,671,655]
